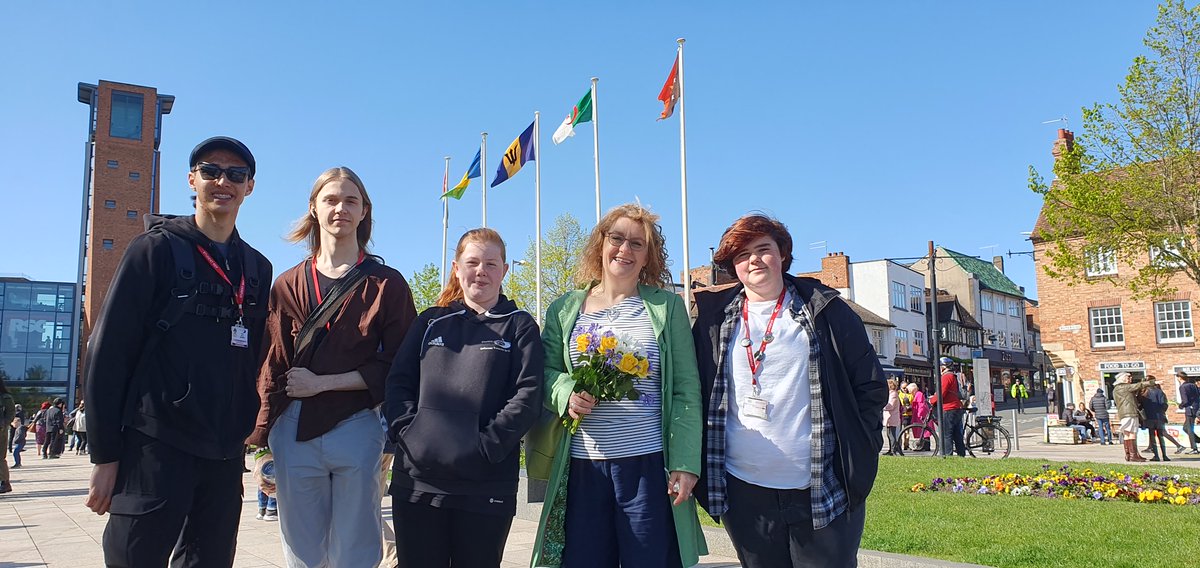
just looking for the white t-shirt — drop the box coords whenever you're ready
[724,292,812,489]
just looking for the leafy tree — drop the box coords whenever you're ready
[409,263,443,313]
[506,213,588,320]
[1030,0,1200,298]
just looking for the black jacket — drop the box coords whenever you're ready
[692,274,888,509]
[84,216,272,464]
[384,295,544,496]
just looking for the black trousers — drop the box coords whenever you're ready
[102,430,244,568]
[723,474,865,568]
[391,498,514,568]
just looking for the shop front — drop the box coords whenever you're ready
[894,356,934,392]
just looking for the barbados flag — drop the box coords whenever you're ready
[491,121,536,187]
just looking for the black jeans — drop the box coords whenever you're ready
[723,474,864,568]
[1185,412,1199,450]
[942,409,967,456]
[391,499,514,568]
[102,430,243,568]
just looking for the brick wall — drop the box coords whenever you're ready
[1034,237,1200,411]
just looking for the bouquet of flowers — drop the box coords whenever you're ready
[565,324,652,434]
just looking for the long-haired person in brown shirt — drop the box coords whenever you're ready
[247,167,417,567]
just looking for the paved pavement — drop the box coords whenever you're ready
[4,418,1195,568]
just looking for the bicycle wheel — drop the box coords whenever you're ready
[897,423,940,456]
[966,425,1011,458]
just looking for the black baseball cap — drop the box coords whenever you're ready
[190,136,256,179]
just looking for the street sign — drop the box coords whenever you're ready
[1058,324,1082,332]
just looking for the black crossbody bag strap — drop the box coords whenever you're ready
[294,258,377,355]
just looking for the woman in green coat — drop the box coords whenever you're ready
[529,203,707,567]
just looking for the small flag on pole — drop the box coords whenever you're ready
[442,150,481,199]
[491,121,536,187]
[658,55,680,120]
[552,89,594,144]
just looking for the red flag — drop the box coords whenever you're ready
[657,55,680,120]
[441,164,448,196]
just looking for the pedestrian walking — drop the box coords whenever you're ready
[1140,376,1171,461]
[1179,371,1200,454]
[1089,388,1113,445]
[247,166,416,568]
[1010,377,1029,414]
[84,136,273,567]
[7,403,22,452]
[11,416,27,470]
[73,402,88,455]
[387,228,542,568]
[692,214,886,568]
[883,378,903,455]
[933,358,967,456]
[44,398,66,459]
[32,402,48,458]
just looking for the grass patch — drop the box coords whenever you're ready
[863,456,1200,567]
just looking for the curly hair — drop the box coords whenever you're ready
[576,203,671,289]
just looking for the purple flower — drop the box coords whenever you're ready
[1091,491,1104,500]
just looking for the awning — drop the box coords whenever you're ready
[880,365,905,376]
[981,348,1037,371]
[893,356,933,368]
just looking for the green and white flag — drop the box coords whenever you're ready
[551,89,594,144]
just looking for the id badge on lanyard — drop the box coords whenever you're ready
[195,245,249,349]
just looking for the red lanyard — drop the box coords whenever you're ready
[310,251,366,328]
[741,289,787,386]
[195,245,245,319]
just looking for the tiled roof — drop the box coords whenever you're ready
[843,298,894,328]
[940,247,1026,299]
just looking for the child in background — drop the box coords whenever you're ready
[253,448,278,521]
[11,417,27,469]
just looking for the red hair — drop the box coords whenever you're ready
[712,214,793,275]
[436,228,507,307]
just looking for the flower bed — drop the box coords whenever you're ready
[910,464,1198,506]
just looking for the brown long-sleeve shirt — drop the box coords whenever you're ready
[247,258,416,446]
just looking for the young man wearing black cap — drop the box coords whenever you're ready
[84,136,273,567]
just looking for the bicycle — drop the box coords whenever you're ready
[964,409,1011,459]
[893,408,1011,458]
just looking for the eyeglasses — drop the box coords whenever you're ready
[606,233,646,252]
[194,162,250,184]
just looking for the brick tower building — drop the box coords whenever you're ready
[75,81,174,394]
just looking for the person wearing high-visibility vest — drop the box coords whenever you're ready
[1010,378,1029,414]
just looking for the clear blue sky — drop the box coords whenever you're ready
[0,1,1160,302]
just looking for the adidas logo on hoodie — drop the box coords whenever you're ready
[427,336,445,347]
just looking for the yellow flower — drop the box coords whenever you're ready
[600,335,618,354]
[1174,496,1188,506]
[617,353,639,374]
[912,483,926,492]
[576,334,591,353]
[1169,486,1179,495]
[1180,487,1193,496]
[637,359,650,378]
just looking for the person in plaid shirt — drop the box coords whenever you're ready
[692,214,887,567]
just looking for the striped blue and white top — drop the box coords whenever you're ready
[568,295,663,460]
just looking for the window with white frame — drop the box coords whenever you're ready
[997,331,1007,347]
[872,329,884,353]
[981,293,993,312]
[1011,332,1023,350]
[1155,301,1193,343]
[895,329,909,356]
[891,281,907,309]
[1150,240,1187,269]
[913,330,925,356]
[1090,306,1125,347]
[1008,297,1020,317]
[909,286,924,313]
[1085,248,1118,276]
[984,328,995,345]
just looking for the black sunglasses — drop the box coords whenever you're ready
[194,162,250,183]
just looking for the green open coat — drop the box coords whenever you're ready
[528,285,707,567]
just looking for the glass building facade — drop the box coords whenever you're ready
[0,278,78,407]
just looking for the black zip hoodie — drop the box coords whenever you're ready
[85,215,272,464]
[384,295,544,497]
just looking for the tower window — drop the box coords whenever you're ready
[127,210,138,219]
[104,200,116,209]
[110,91,144,140]
[129,171,141,180]
[102,239,115,250]
[106,160,119,168]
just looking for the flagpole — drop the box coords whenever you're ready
[534,111,543,323]
[676,38,692,315]
[442,156,451,287]
[480,132,489,228]
[591,76,601,224]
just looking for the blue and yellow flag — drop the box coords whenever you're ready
[442,149,481,199]
[491,121,536,187]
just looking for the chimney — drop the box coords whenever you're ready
[821,252,850,288]
[992,255,1005,274]
[1051,128,1074,160]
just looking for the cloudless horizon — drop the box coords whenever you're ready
[0,1,1163,306]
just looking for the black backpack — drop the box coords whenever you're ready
[142,214,263,333]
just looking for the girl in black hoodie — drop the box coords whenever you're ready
[384,228,544,567]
